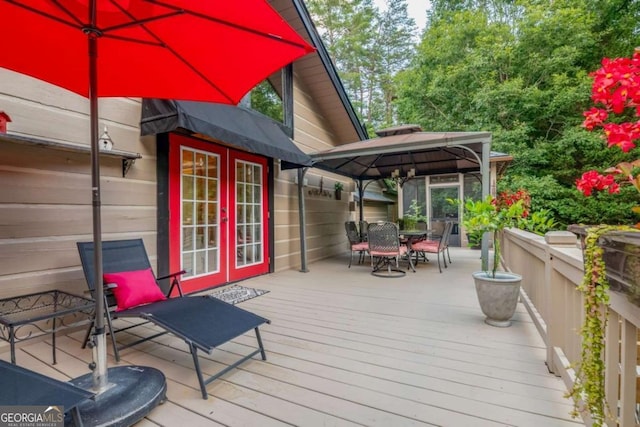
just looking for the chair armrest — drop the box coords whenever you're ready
[158,270,186,298]
[157,270,186,281]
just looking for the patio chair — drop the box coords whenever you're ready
[367,222,407,277]
[411,221,453,273]
[77,239,270,399]
[359,220,369,242]
[345,221,369,267]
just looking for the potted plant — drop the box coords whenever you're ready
[461,193,527,327]
[334,182,344,200]
[401,199,426,230]
[465,230,482,249]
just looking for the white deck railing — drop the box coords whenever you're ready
[502,228,640,427]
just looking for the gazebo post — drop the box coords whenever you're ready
[357,179,365,222]
[481,138,491,266]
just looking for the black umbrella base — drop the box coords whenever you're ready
[68,366,166,427]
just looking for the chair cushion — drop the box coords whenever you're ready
[103,268,166,311]
[412,241,440,252]
[351,242,369,251]
[369,246,407,257]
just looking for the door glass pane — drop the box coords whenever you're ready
[183,176,194,199]
[430,186,460,246]
[181,147,219,278]
[236,160,263,267]
[182,202,194,226]
[430,187,458,219]
[402,179,426,217]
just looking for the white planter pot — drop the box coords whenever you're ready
[472,271,522,327]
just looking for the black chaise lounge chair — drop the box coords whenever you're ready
[77,239,270,399]
[0,359,93,426]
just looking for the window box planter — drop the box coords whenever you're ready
[598,231,640,306]
[569,225,640,307]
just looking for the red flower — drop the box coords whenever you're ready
[583,107,608,130]
[602,122,640,152]
[578,50,638,219]
[576,171,620,196]
[494,189,531,216]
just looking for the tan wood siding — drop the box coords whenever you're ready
[271,64,362,272]
[362,202,393,223]
[0,70,157,299]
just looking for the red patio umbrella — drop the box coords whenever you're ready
[0,0,314,414]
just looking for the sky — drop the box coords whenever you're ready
[373,0,430,31]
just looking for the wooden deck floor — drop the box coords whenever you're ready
[4,248,584,426]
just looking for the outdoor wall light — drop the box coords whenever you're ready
[99,126,113,151]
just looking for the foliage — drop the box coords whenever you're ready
[459,194,526,277]
[565,50,640,426]
[517,209,558,235]
[576,49,640,227]
[492,188,558,235]
[395,0,640,226]
[307,0,417,131]
[334,181,344,191]
[250,81,283,122]
[566,225,637,426]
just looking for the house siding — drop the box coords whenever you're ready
[0,61,355,294]
[0,69,158,299]
[271,75,353,272]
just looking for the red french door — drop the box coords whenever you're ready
[168,134,269,293]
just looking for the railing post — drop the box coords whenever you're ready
[544,231,579,374]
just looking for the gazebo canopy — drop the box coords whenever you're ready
[302,129,493,180]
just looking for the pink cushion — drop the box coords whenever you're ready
[103,268,166,311]
[351,242,369,251]
[413,241,440,252]
[370,246,407,257]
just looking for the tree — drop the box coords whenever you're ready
[307,0,416,132]
[395,0,640,227]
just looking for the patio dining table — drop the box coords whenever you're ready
[399,230,431,272]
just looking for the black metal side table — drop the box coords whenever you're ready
[0,290,95,364]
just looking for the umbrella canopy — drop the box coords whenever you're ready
[2,0,315,104]
[0,0,314,394]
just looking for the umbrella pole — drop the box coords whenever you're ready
[88,28,108,392]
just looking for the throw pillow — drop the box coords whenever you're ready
[103,268,166,311]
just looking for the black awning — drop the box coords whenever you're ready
[140,99,312,167]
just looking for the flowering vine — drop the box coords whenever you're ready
[567,225,638,426]
[569,49,640,425]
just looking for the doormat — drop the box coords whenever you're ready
[209,285,269,305]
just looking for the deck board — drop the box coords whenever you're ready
[2,249,583,426]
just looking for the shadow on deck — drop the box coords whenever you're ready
[3,248,582,426]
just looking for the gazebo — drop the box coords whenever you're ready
[285,125,497,271]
